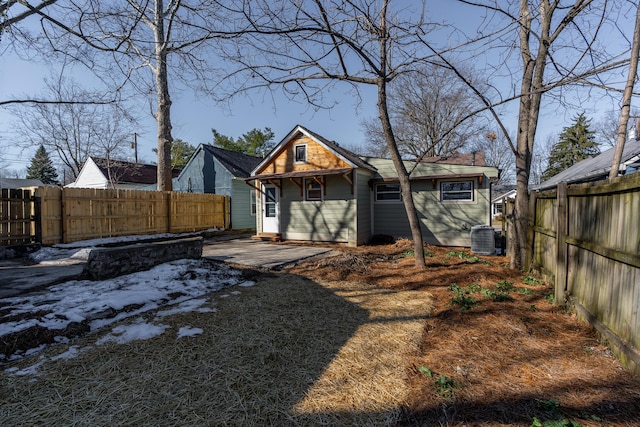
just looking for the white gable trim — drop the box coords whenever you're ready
[251,125,359,175]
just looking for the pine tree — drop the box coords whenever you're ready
[212,128,275,156]
[542,113,600,180]
[26,145,59,185]
[153,139,196,169]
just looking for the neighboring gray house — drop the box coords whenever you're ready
[173,145,263,230]
[532,139,640,191]
[247,125,499,247]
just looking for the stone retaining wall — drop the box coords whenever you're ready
[85,237,203,280]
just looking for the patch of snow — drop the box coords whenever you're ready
[0,231,244,372]
[155,298,213,318]
[0,259,244,339]
[5,357,46,377]
[177,326,203,339]
[51,346,83,361]
[97,319,169,345]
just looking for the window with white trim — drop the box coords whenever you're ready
[250,190,257,216]
[375,183,401,202]
[305,178,322,201]
[294,144,307,163]
[441,180,474,202]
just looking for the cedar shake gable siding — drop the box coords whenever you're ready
[256,134,351,175]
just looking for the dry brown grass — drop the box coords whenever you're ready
[0,262,432,426]
[1,239,639,427]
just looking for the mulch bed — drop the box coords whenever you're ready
[290,239,640,426]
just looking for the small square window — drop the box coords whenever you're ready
[305,178,322,200]
[441,181,474,202]
[375,183,401,202]
[295,144,307,163]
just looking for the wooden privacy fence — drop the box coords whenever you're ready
[0,188,38,246]
[528,173,640,373]
[34,186,229,245]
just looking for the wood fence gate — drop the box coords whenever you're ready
[0,188,38,246]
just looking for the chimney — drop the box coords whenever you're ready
[471,151,476,166]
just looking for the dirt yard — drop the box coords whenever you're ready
[1,239,639,426]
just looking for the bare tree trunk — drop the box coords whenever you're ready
[154,0,173,192]
[378,81,426,268]
[609,5,640,180]
[510,0,549,271]
[377,1,425,268]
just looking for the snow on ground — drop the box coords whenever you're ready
[0,232,254,373]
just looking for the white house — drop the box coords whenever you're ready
[67,157,179,190]
[491,188,516,220]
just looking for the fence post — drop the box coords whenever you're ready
[166,191,172,234]
[555,182,569,304]
[525,191,537,271]
[224,195,231,230]
[33,188,42,244]
[61,187,68,244]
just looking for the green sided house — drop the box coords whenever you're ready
[247,125,499,247]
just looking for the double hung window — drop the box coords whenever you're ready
[375,183,401,202]
[441,181,474,202]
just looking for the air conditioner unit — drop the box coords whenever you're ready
[470,225,495,256]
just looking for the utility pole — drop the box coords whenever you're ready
[131,133,139,163]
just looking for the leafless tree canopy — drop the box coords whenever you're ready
[5,0,232,191]
[212,1,440,102]
[9,77,137,180]
[470,132,516,185]
[363,65,490,159]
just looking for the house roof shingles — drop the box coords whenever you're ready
[532,139,640,191]
[93,158,180,185]
[419,152,487,166]
[0,178,45,189]
[201,145,263,178]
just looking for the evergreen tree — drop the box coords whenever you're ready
[542,113,600,180]
[170,139,196,169]
[152,139,196,169]
[26,145,59,184]
[212,128,275,157]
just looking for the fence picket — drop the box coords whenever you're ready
[529,172,640,373]
[1,187,229,247]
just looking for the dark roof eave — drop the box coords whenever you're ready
[246,168,354,181]
[369,172,486,185]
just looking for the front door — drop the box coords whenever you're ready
[262,184,279,233]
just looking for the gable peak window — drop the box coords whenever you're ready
[294,144,307,163]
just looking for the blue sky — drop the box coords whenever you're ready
[0,51,379,172]
[0,1,635,176]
